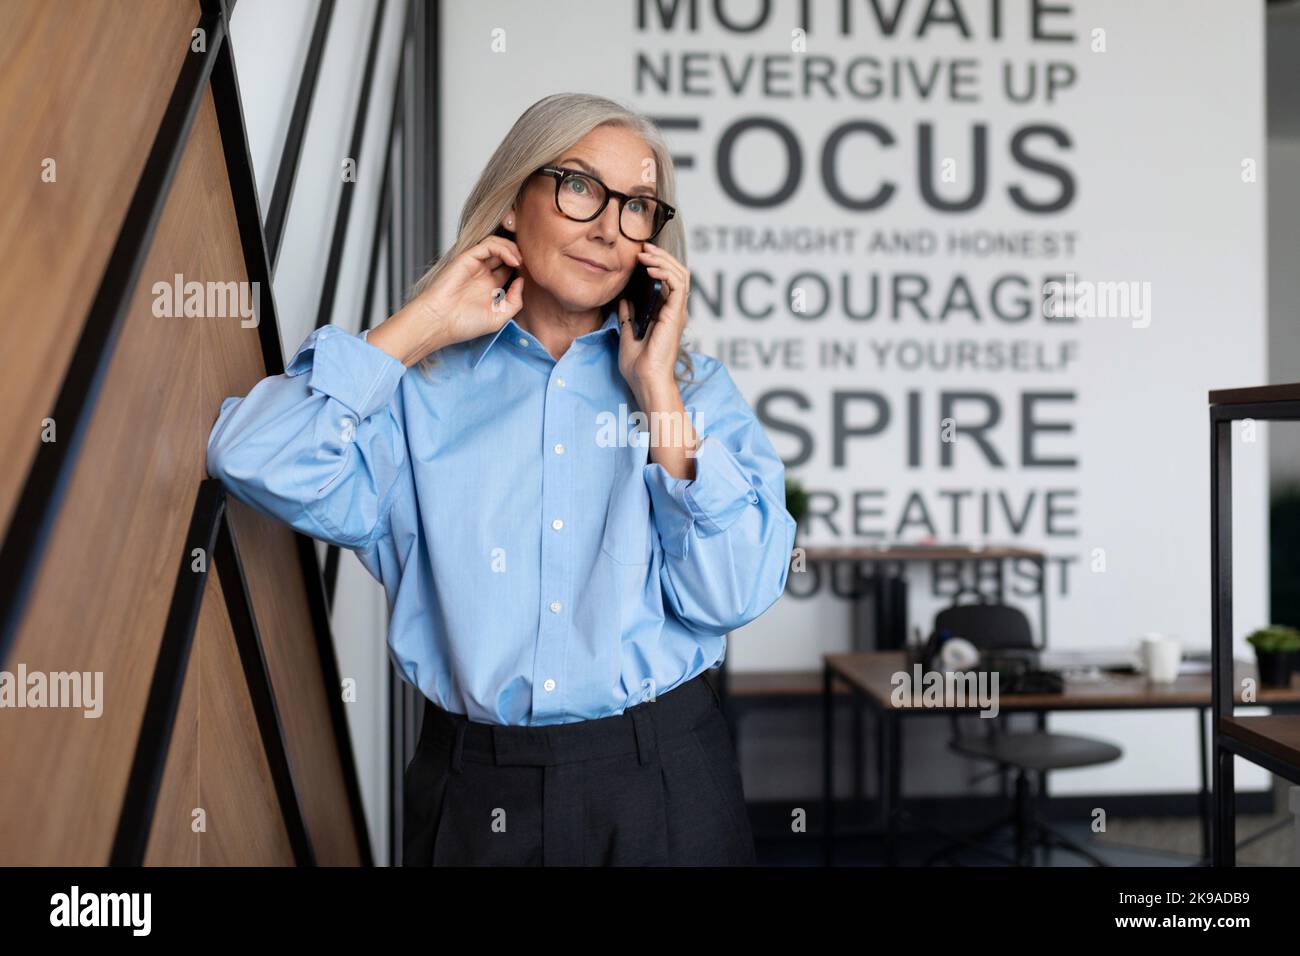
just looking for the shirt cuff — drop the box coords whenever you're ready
[285,325,407,421]
[644,435,761,556]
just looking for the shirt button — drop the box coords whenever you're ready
[543,679,556,692]
[550,601,562,613]
[552,518,564,530]
[553,442,565,455]
[556,377,566,388]
[518,337,529,347]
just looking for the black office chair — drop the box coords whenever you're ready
[924,601,1123,867]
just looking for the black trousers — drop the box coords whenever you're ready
[402,672,757,866]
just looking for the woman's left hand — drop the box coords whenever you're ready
[617,241,689,404]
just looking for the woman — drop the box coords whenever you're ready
[206,92,795,866]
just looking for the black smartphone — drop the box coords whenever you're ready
[491,223,519,313]
[491,225,661,339]
[613,263,662,340]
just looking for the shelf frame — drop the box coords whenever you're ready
[1209,386,1300,866]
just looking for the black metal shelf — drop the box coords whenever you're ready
[1209,383,1300,866]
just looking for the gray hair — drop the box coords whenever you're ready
[405,92,693,388]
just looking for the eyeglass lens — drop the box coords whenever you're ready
[556,172,661,240]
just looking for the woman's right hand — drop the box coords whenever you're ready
[369,236,525,367]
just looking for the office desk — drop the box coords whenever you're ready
[719,546,1048,758]
[821,650,1300,866]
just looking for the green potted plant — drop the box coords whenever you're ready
[785,476,809,544]
[1246,625,1300,688]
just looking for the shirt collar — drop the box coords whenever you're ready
[469,302,620,370]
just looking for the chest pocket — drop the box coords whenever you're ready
[599,432,653,566]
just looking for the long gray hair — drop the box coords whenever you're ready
[406,92,693,388]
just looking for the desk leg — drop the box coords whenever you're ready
[1036,710,1049,800]
[1198,706,1210,864]
[852,688,863,801]
[874,568,909,650]
[823,661,834,867]
[1213,738,1235,866]
[880,708,899,866]
[1037,555,1049,647]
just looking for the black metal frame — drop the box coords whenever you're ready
[265,0,336,270]
[320,0,413,605]
[1209,395,1300,866]
[314,0,391,332]
[386,0,440,866]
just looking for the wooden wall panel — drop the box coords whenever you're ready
[0,86,224,865]
[0,0,200,539]
[0,5,367,867]
[144,567,294,865]
[226,501,364,866]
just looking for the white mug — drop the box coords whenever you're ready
[1138,633,1182,683]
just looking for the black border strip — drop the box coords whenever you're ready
[359,114,399,335]
[388,0,439,866]
[425,0,440,268]
[265,0,337,270]
[314,0,391,330]
[208,1,285,376]
[323,3,410,605]
[385,151,397,332]
[384,123,403,866]
[322,543,341,608]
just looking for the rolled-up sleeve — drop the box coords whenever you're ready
[206,325,408,549]
[298,325,407,421]
[642,357,796,634]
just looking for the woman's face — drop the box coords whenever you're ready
[508,125,658,314]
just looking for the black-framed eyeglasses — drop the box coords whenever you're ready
[531,165,676,242]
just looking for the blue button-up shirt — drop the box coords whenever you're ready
[205,304,795,725]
